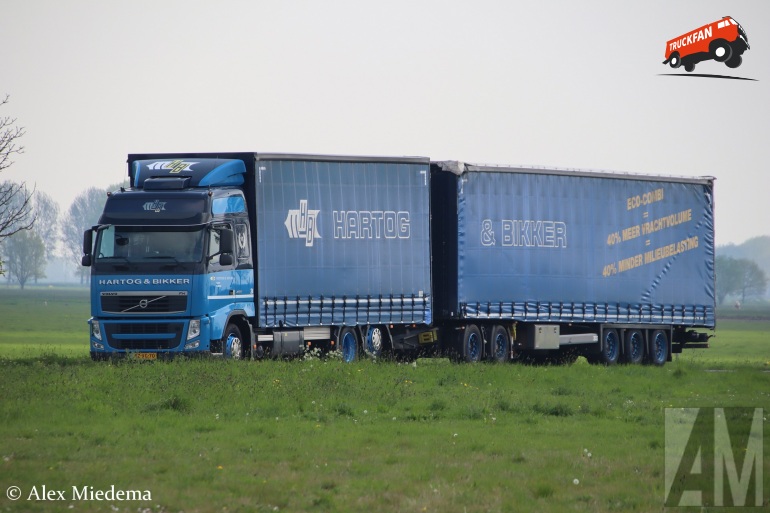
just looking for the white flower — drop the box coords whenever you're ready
[573,478,580,485]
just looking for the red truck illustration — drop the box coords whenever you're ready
[663,16,749,72]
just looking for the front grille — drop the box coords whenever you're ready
[101,291,188,314]
[104,322,184,350]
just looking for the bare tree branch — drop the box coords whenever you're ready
[0,94,25,172]
[0,95,33,241]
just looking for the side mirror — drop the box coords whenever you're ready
[219,228,234,254]
[219,228,234,266]
[82,230,93,267]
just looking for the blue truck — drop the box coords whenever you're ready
[82,153,715,365]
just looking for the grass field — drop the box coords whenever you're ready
[0,288,768,512]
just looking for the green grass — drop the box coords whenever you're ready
[0,288,768,512]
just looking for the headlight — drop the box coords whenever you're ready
[91,320,102,341]
[187,319,201,340]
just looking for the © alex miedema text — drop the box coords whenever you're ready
[26,485,152,501]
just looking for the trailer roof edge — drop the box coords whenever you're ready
[433,161,715,185]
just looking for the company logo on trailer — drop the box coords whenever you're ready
[285,200,321,247]
[146,160,198,174]
[143,200,167,212]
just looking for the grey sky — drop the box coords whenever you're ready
[2,0,768,246]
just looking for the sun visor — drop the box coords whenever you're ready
[98,192,212,225]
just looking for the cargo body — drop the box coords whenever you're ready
[430,162,715,364]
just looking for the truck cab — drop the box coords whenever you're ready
[83,156,255,360]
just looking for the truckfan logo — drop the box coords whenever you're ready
[146,160,198,174]
[663,16,750,73]
[142,200,167,213]
[285,200,321,247]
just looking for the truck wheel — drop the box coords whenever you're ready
[684,62,695,72]
[459,324,482,363]
[595,328,619,365]
[488,325,509,363]
[646,330,668,366]
[668,52,681,69]
[224,323,244,360]
[338,327,359,363]
[364,325,387,358]
[725,55,742,68]
[623,329,644,364]
[710,40,732,62]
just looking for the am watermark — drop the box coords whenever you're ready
[665,407,764,507]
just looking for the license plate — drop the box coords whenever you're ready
[134,353,157,360]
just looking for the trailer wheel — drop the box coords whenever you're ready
[338,327,359,363]
[488,325,509,363]
[725,55,742,68]
[684,61,696,72]
[594,328,619,365]
[646,330,668,366]
[710,40,732,62]
[459,324,482,363]
[364,325,387,358]
[668,52,681,68]
[224,323,244,360]
[623,329,645,364]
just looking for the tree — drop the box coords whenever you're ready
[61,187,109,284]
[2,230,46,289]
[735,259,767,303]
[716,255,768,304]
[0,95,34,246]
[32,190,60,259]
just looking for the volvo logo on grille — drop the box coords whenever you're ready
[139,299,149,309]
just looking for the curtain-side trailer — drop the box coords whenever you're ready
[429,162,715,365]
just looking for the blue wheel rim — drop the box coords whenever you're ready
[630,333,643,361]
[653,333,666,362]
[467,332,480,360]
[605,332,618,361]
[494,333,506,359]
[226,334,239,358]
[341,332,356,362]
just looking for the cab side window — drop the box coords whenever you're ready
[235,223,251,266]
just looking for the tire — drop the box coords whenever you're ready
[668,52,681,69]
[338,327,359,363]
[646,330,668,367]
[488,325,509,363]
[364,325,387,358]
[684,61,696,72]
[594,328,619,365]
[725,55,742,68]
[224,323,244,360]
[710,40,732,62]
[623,329,645,364]
[459,324,482,363]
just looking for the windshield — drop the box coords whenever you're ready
[95,226,205,263]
